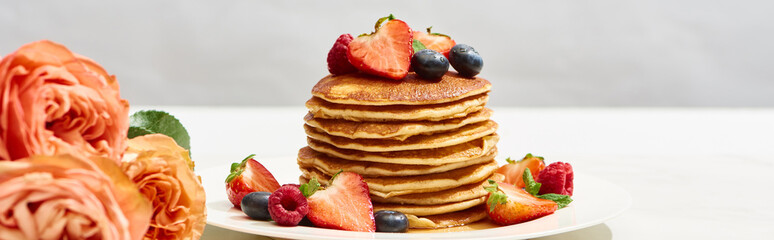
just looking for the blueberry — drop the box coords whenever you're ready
[241,192,272,220]
[448,44,483,77]
[298,217,315,227]
[411,49,449,79]
[374,210,408,232]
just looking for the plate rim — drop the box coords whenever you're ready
[202,157,631,240]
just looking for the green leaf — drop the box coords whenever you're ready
[483,180,508,212]
[412,39,427,53]
[300,178,321,198]
[538,193,573,209]
[505,157,515,164]
[483,179,499,193]
[329,169,344,183]
[128,126,153,139]
[523,169,541,196]
[425,26,451,38]
[374,14,396,32]
[128,110,191,151]
[225,154,254,183]
[524,153,544,161]
[225,170,242,183]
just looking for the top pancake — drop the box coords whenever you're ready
[312,72,492,106]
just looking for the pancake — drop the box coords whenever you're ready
[370,174,504,205]
[303,108,493,140]
[312,72,491,106]
[406,205,489,229]
[299,160,498,198]
[305,93,488,122]
[304,120,497,152]
[306,134,499,165]
[297,146,497,177]
[373,196,485,216]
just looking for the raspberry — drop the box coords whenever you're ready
[537,162,574,196]
[268,185,309,226]
[327,34,358,75]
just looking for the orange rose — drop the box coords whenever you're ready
[122,134,206,240]
[0,40,129,163]
[0,155,152,239]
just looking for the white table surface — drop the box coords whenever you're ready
[135,106,774,240]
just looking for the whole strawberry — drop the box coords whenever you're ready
[327,34,358,75]
[537,162,574,196]
[226,154,281,208]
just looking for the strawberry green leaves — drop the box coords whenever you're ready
[226,154,254,183]
[412,39,427,53]
[505,153,544,164]
[484,180,508,212]
[300,178,321,198]
[300,170,343,198]
[522,169,573,208]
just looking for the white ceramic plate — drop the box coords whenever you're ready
[201,156,630,240]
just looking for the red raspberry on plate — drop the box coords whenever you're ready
[327,34,358,75]
[537,162,574,196]
[268,185,309,226]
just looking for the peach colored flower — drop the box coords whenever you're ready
[122,134,206,240]
[0,154,152,240]
[0,40,129,163]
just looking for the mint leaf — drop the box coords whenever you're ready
[300,178,321,198]
[413,39,427,53]
[522,168,573,208]
[128,110,191,151]
[538,193,573,209]
[523,169,541,196]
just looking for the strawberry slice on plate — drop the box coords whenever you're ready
[496,153,546,188]
[347,14,413,80]
[226,154,281,208]
[303,171,376,232]
[484,180,558,225]
[413,27,456,57]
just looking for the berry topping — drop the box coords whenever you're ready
[268,185,310,226]
[241,192,272,220]
[327,34,358,75]
[374,210,409,233]
[495,153,546,188]
[537,162,574,196]
[304,171,376,232]
[484,180,558,225]
[449,44,483,77]
[413,27,456,57]
[347,14,413,80]
[411,49,449,79]
[226,154,281,208]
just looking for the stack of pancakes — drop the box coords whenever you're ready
[298,72,501,229]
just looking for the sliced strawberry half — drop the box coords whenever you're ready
[304,171,375,232]
[413,27,456,57]
[485,180,557,225]
[347,14,413,80]
[226,154,281,208]
[496,153,546,188]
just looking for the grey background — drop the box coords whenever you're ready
[2,0,772,107]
